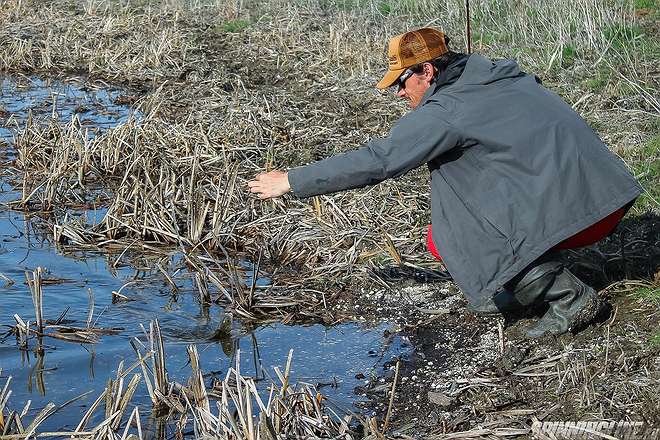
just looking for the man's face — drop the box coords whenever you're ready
[396,63,434,109]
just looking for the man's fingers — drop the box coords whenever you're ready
[247,180,267,197]
[247,173,269,188]
[247,170,289,200]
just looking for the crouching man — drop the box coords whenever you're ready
[248,28,641,338]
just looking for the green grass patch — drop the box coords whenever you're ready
[585,76,608,91]
[633,286,660,304]
[377,1,391,15]
[476,31,497,47]
[641,132,660,156]
[635,0,658,10]
[603,24,644,49]
[221,19,250,33]
[561,44,577,66]
[623,132,660,214]
[641,34,660,59]
[650,329,660,346]
[583,66,612,92]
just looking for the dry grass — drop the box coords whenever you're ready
[1,320,381,439]
[0,1,657,436]
[1,1,656,308]
[193,348,373,438]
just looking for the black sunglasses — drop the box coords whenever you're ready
[396,68,414,91]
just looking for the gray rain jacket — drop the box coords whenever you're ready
[288,54,641,305]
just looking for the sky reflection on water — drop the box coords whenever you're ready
[0,75,406,431]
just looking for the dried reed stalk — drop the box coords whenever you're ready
[2,327,372,439]
[1,1,655,303]
[12,275,121,346]
[25,267,44,335]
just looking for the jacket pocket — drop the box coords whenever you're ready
[469,179,519,245]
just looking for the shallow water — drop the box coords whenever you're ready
[0,76,132,136]
[0,76,406,432]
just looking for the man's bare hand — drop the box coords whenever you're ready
[247,170,291,199]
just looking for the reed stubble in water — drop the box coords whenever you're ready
[3,0,656,304]
[0,0,658,437]
[1,319,382,439]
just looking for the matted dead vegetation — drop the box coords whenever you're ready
[1,0,657,315]
[0,0,658,438]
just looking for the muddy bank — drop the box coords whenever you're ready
[0,0,658,438]
[347,215,659,438]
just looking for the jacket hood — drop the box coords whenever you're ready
[419,54,468,105]
[434,54,469,89]
[421,54,526,106]
[458,54,525,85]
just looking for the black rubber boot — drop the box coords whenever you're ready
[510,261,604,338]
[467,259,563,316]
[467,290,525,316]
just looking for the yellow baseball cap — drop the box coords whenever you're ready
[376,28,449,90]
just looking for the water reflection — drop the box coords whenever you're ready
[0,75,137,143]
[0,75,409,431]
[26,349,46,396]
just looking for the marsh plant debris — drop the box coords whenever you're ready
[0,227,406,435]
[1,320,384,440]
[0,0,658,438]
[9,267,123,349]
[2,0,658,297]
[0,75,408,438]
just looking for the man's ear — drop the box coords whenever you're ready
[423,62,435,81]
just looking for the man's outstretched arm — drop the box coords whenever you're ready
[248,104,460,199]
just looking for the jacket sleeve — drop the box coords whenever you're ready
[287,104,461,198]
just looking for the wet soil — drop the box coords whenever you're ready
[342,214,660,437]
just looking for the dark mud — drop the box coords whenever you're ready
[348,215,659,437]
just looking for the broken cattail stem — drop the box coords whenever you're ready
[382,359,400,435]
[26,267,44,335]
[13,315,29,349]
[86,288,94,329]
[187,345,210,412]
